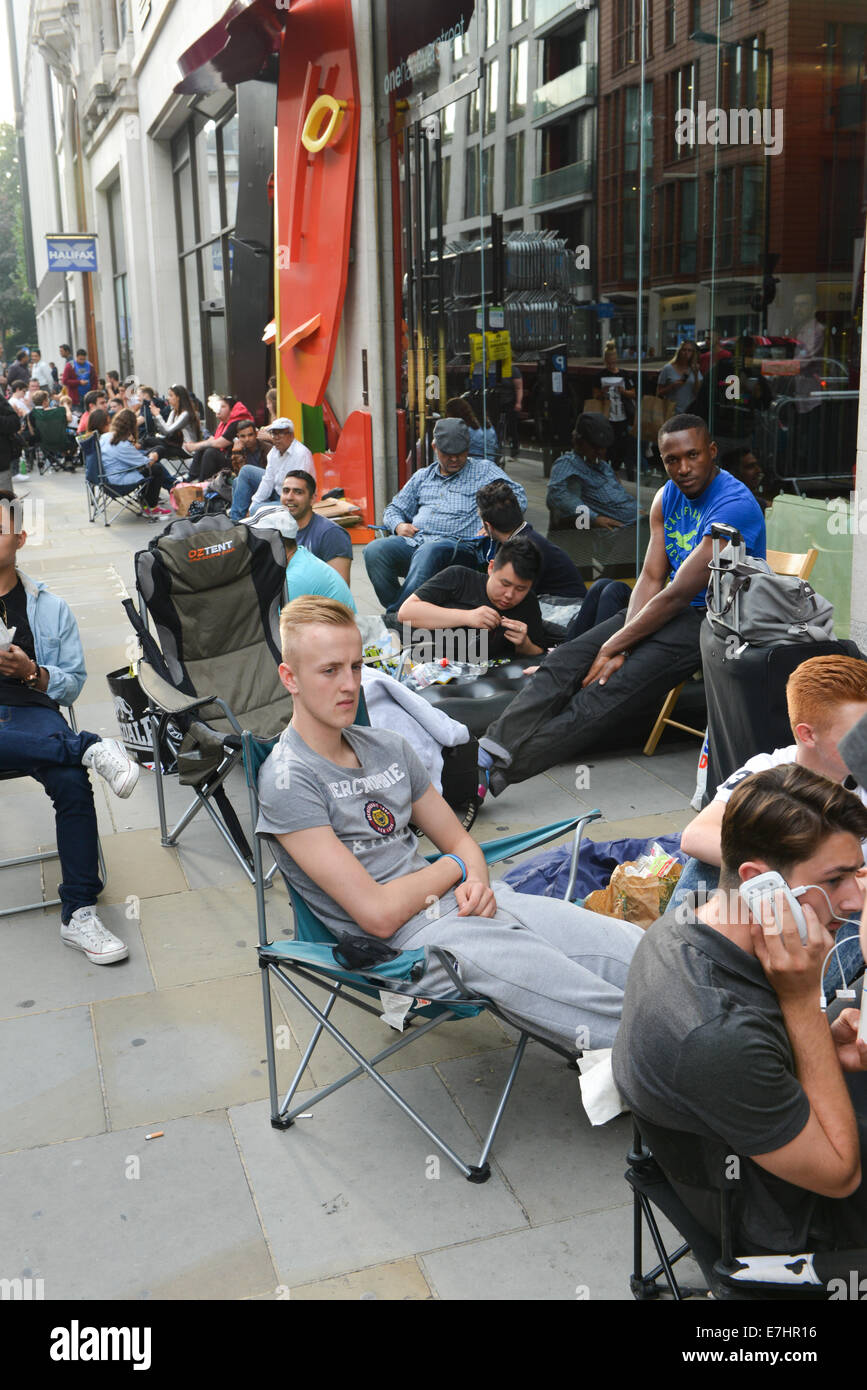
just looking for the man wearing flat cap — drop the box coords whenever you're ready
[364,417,528,612]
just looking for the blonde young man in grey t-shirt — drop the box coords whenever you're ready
[255,596,643,1054]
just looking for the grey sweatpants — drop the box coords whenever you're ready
[392,881,643,1053]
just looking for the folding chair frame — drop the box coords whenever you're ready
[80,433,155,528]
[244,733,603,1182]
[626,1120,864,1301]
[258,950,536,1182]
[0,705,108,918]
[142,676,278,889]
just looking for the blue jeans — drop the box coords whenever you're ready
[108,462,174,508]
[364,535,486,611]
[671,855,865,996]
[230,465,278,522]
[0,705,102,920]
[563,578,631,642]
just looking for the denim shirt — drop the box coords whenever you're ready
[382,458,527,541]
[18,569,87,705]
[546,451,638,525]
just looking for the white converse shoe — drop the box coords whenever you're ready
[61,907,129,964]
[82,739,140,798]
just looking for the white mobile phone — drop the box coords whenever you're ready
[858,984,867,1044]
[739,871,809,945]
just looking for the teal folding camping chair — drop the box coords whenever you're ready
[243,726,601,1182]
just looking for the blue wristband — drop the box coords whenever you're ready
[441,853,467,884]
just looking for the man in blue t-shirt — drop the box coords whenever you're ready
[478,414,766,792]
[279,470,353,586]
[249,506,357,612]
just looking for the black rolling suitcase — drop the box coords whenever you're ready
[700,524,863,802]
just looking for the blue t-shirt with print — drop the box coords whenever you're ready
[661,469,766,609]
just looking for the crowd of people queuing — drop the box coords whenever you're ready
[4,332,867,1285]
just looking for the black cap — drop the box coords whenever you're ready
[574,413,614,450]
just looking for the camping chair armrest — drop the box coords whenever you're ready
[423,812,603,898]
[137,660,217,718]
[262,938,428,989]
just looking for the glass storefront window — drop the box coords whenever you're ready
[197,121,222,244]
[222,113,239,228]
[374,0,864,566]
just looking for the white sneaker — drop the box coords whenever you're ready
[61,907,129,964]
[82,738,140,798]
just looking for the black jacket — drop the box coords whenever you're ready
[0,393,24,471]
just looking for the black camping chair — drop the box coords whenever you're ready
[627,1116,867,1301]
[125,513,292,883]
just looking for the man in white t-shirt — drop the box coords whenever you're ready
[677,654,867,991]
[229,418,316,522]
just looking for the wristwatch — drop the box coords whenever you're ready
[25,660,41,686]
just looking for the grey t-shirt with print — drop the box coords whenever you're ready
[256,724,454,938]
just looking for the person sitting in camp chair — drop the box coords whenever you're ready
[614,764,867,1258]
[255,595,643,1054]
[0,492,140,963]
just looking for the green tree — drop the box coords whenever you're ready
[0,123,36,360]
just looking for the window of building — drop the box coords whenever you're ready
[465,145,493,221]
[486,0,499,50]
[510,0,527,27]
[505,132,524,208]
[740,166,764,268]
[115,0,130,42]
[715,167,734,268]
[171,104,237,406]
[669,62,697,162]
[665,0,675,47]
[720,0,733,19]
[485,58,499,135]
[440,154,451,225]
[679,178,697,273]
[742,34,767,110]
[614,0,652,71]
[508,39,527,120]
[465,148,479,220]
[467,86,480,135]
[820,158,862,267]
[106,180,132,378]
[656,183,676,277]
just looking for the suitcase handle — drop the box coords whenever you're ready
[710,523,743,546]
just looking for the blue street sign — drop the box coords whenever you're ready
[46,235,98,272]
[596,303,615,319]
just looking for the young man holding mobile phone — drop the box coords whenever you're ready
[614,763,867,1256]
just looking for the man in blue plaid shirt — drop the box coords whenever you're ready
[364,418,527,611]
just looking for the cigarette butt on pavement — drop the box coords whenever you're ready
[145,1131,164,1140]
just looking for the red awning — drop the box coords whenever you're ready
[174,0,287,96]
